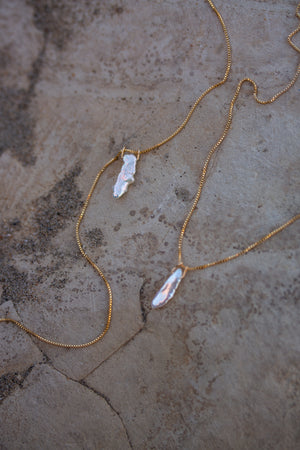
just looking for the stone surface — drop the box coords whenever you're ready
[0,0,299,448]
[0,364,131,450]
[0,301,43,375]
[86,302,300,449]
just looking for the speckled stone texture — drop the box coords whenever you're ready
[0,0,299,449]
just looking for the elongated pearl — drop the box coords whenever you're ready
[151,268,183,309]
[113,154,137,198]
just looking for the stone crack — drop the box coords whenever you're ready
[80,326,145,381]
[80,380,134,450]
[46,362,134,449]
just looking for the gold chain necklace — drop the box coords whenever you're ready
[1,1,299,347]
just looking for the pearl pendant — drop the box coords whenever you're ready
[113,154,137,198]
[151,268,183,309]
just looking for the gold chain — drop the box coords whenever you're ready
[177,73,300,270]
[1,1,299,347]
[124,0,231,156]
[0,155,119,348]
[177,2,300,269]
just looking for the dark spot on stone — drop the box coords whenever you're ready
[0,87,36,165]
[114,222,121,232]
[108,136,116,154]
[111,5,124,15]
[159,214,165,222]
[0,265,36,305]
[0,46,12,71]
[28,0,108,49]
[85,227,104,247]
[139,279,152,322]
[129,210,136,217]
[25,39,47,103]
[0,165,83,309]
[175,187,191,202]
[0,221,36,257]
[0,38,46,165]
[50,277,67,289]
[140,207,149,217]
[28,0,72,49]
[9,219,22,231]
[12,238,37,255]
[33,164,83,251]
[0,366,34,403]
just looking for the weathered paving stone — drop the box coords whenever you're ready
[0,364,131,450]
[0,301,43,377]
[39,271,144,380]
[86,295,300,449]
[0,0,299,448]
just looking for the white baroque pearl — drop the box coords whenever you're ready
[151,268,183,309]
[113,154,137,198]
